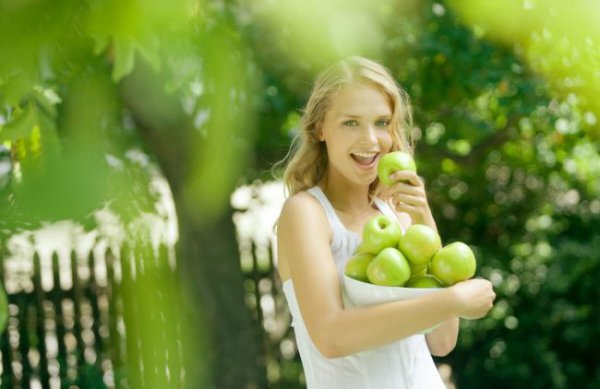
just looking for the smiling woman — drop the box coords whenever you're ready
[274,56,496,388]
[318,82,394,186]
[279,56,414,198]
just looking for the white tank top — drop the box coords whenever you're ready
[282,186,446,389]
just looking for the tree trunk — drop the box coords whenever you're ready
[177,206,266,389]
[121,82,266,388]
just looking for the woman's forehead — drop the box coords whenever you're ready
[327,83,393,117]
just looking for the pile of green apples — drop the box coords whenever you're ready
[344,151,477,288]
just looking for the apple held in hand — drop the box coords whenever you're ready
[345,253,375,283]
[430,242,476,286]
[398,224,442,267]
[377,151,417,186]
[361,214,403,254]
[406,274,443,289]
[367,247,411,286]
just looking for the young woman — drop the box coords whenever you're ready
[276,56,496,388]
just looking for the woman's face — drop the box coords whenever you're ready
[319,82,394,187]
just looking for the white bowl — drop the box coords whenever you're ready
[343,274,444,334]
[343,274,442,306]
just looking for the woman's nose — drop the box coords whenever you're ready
[362,124,378,142]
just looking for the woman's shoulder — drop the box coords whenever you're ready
[280,190,323,219]
[278,190,331,233]
[277,190,332,281]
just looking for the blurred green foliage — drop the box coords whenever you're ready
[1,0,599,388]
[0,0,260,387]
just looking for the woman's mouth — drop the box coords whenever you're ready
[350,152,380,168]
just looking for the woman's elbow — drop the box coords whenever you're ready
[308,319,351,358]
[429,337,457,357]
[314,337,346,359]
[311,329,353,359]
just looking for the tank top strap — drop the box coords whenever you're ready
[372,197,396,220]
[306,187,347,234]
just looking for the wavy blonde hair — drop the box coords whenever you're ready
[278,56,414,197]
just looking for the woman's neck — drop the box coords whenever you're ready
[319,175,373,215]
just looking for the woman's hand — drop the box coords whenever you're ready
[449,278,496,319]
[379,170,436,229]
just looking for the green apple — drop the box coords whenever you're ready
[344,252,375,282]
[406,274,443,288]
[366,247,411,286]
[377,151,417,186]
[398,224,442,267]
[361,214,403,254]
[409,262,428,277]
[354,242,369,254]
[430,242,476,286]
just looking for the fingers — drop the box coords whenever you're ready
[390,189,429,217]
[377,171,434,225]
[394,202,419,214]
[387,180,433,226]
[377,171,424,199]
[391,183,425,199]
[373,185,391,201]
[392,199,424,218]
[452,279,496,319]
[387,173,426,201]
[391,193,427,207]
[389,171,424,187]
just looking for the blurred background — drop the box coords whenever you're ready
[0,0,598,388]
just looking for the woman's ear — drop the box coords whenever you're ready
[316,126,325,142]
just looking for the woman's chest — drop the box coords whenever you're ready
[336,208,383,235]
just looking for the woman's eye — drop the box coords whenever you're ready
[343,120,359,127]
[375,119,390,127]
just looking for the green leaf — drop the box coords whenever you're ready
[112,38,136,82]
[93,34,110,55]
[0,71,36,107]
[32,86,61,120]
[37,111,62,163]
[135,37,161,72]
[0,103,37,143]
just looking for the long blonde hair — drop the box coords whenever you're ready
[278,56,414,197]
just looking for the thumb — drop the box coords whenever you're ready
[373,184,390,200]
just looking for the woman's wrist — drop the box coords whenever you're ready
[438,286,462,318]
[413,209,437,230]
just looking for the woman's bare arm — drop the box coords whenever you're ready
[278,193,495,358]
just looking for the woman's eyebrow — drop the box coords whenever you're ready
[339,114,391,118]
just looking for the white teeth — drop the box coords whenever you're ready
[352,152,377,158]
